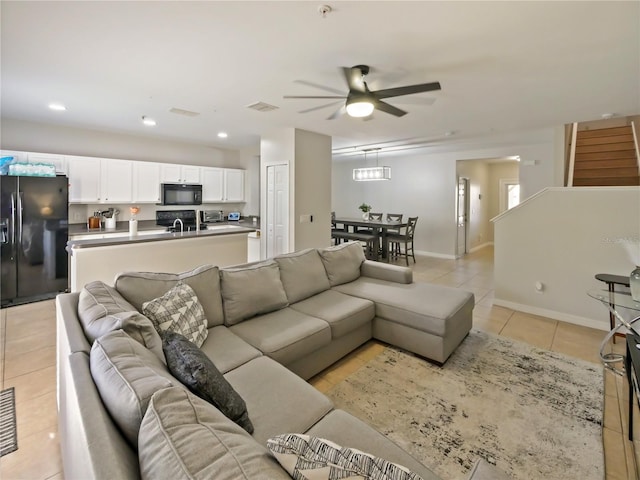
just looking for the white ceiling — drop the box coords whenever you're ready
[1,1,639,154]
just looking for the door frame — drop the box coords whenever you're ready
[456,176,469,258]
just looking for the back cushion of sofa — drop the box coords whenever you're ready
[78,281,165,361]
[90,330,180,448]
[275,249,331,304]
[114,265,224,328]
[138,387,291,480]
[318,242,366,287]
[220,260,289,326]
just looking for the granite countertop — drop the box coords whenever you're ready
[67,219,258,250]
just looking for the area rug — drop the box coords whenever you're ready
[326,330,604,480]
[0,387,18,457]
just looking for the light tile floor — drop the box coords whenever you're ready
[0,246,629,479]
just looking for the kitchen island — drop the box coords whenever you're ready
[67,221,256,291]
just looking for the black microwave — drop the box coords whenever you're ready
[161,183,202,205]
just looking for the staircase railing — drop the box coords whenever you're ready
[567,122,578,187]
[632,120,640,173]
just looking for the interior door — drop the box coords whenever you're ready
[266,164,288,258]
[456,177,469,257]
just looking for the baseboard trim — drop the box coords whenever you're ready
[415,250,456,260]
[469,242,494,253]
[492,298,608,332]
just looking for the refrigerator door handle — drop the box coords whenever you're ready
[17,191,23,245]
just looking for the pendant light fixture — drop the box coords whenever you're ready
[352,149,391,181]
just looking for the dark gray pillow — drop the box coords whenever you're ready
[162,330,254,434]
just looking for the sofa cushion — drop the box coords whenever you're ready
[199,326,262,374]
[333,277,474,337]
[305,410,441,480]
[138,387,290,480]
[89,330,180,448]
[223,356,334,446]
[220,260,289,326]
[290,290,374,339]
[142,282,208,348]
[77,281,164,360]
[318,242,365,287]
[275,248,331,303]
[114,265,224,328]
[162,330,253,434]
[267,433,425,480]
[229,308,331,365]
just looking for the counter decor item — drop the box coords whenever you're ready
[358,203,371,220]
[631,266,640,301]
[129,206,140,236]
[103,208,119,230]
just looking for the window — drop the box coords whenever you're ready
[507,183,520,209]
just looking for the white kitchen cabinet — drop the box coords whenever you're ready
[201,167,224,202]
[161,163,201,184]
[224,169,245,202]
[133,162,161,203]
[100,159,133,203]
[27,153,67,175]
[0,150,28,163]
[67,156,102,203]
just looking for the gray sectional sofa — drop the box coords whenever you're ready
[56,241,507,479]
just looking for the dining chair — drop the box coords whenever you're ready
[357,212,383,234]
[387,216,418,265]
[385,213,403,235]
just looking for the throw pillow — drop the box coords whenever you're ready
[162,330,254,434]
[318,242,366,287]
[219,260,289,326]
[267,433,424,480]
[142,282,208,348]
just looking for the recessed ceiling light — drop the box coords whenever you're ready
[48,103,66,111]
[141,116,156,126]
[217,132,228,139]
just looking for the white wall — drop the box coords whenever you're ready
[332,128,557,257]
[1,118,241,166]
[293,129,332,250]
[494,187,640,330]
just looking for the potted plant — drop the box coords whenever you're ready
[358,203,372,220]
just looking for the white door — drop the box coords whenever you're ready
[67,156,102,203]
[160,164,182,183]
[456,177,469,257]
[133,162,161,203]
[266,164,288,258]
[101,159,133,203]
[182,165,201,184]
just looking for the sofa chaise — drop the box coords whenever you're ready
[56,241,507,479]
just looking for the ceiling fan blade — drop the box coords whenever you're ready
[294,80,345,95]
[341,67,366,92]
[387,96,436,106]
[373,100,407,117]
[327,105,346,120]
[283,95,346,99]
[373,82,441,99]
[298,101,343,114]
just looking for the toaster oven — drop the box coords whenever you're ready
[202,210,224,223]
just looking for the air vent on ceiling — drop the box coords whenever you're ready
[169,107,200,117]
[246,102,279,112]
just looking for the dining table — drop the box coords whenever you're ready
[333,217,407,260]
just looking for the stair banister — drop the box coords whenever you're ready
[632,120,640,174]
[567,122,578,187]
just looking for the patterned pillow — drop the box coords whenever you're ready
[267,434,424,480]
[142,282,208,347]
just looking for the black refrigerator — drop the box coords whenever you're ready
[1,175,69,306]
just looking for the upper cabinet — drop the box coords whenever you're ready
[161,164,201,184]
[67,156,102,203]
[100,159,133,203]
[201,167,224,202]
[133,162,161,203]
[224,169,245,202]
[27,153,67,175]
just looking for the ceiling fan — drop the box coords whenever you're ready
[283,65,441,119]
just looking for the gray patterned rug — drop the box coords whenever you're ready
[326,330,604,480]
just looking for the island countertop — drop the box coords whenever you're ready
[67,220,258,250]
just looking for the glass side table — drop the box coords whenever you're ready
[588,289,640,375]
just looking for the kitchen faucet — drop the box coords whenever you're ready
[172,218,184,233]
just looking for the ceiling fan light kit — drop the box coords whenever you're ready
[346,98,374,117]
